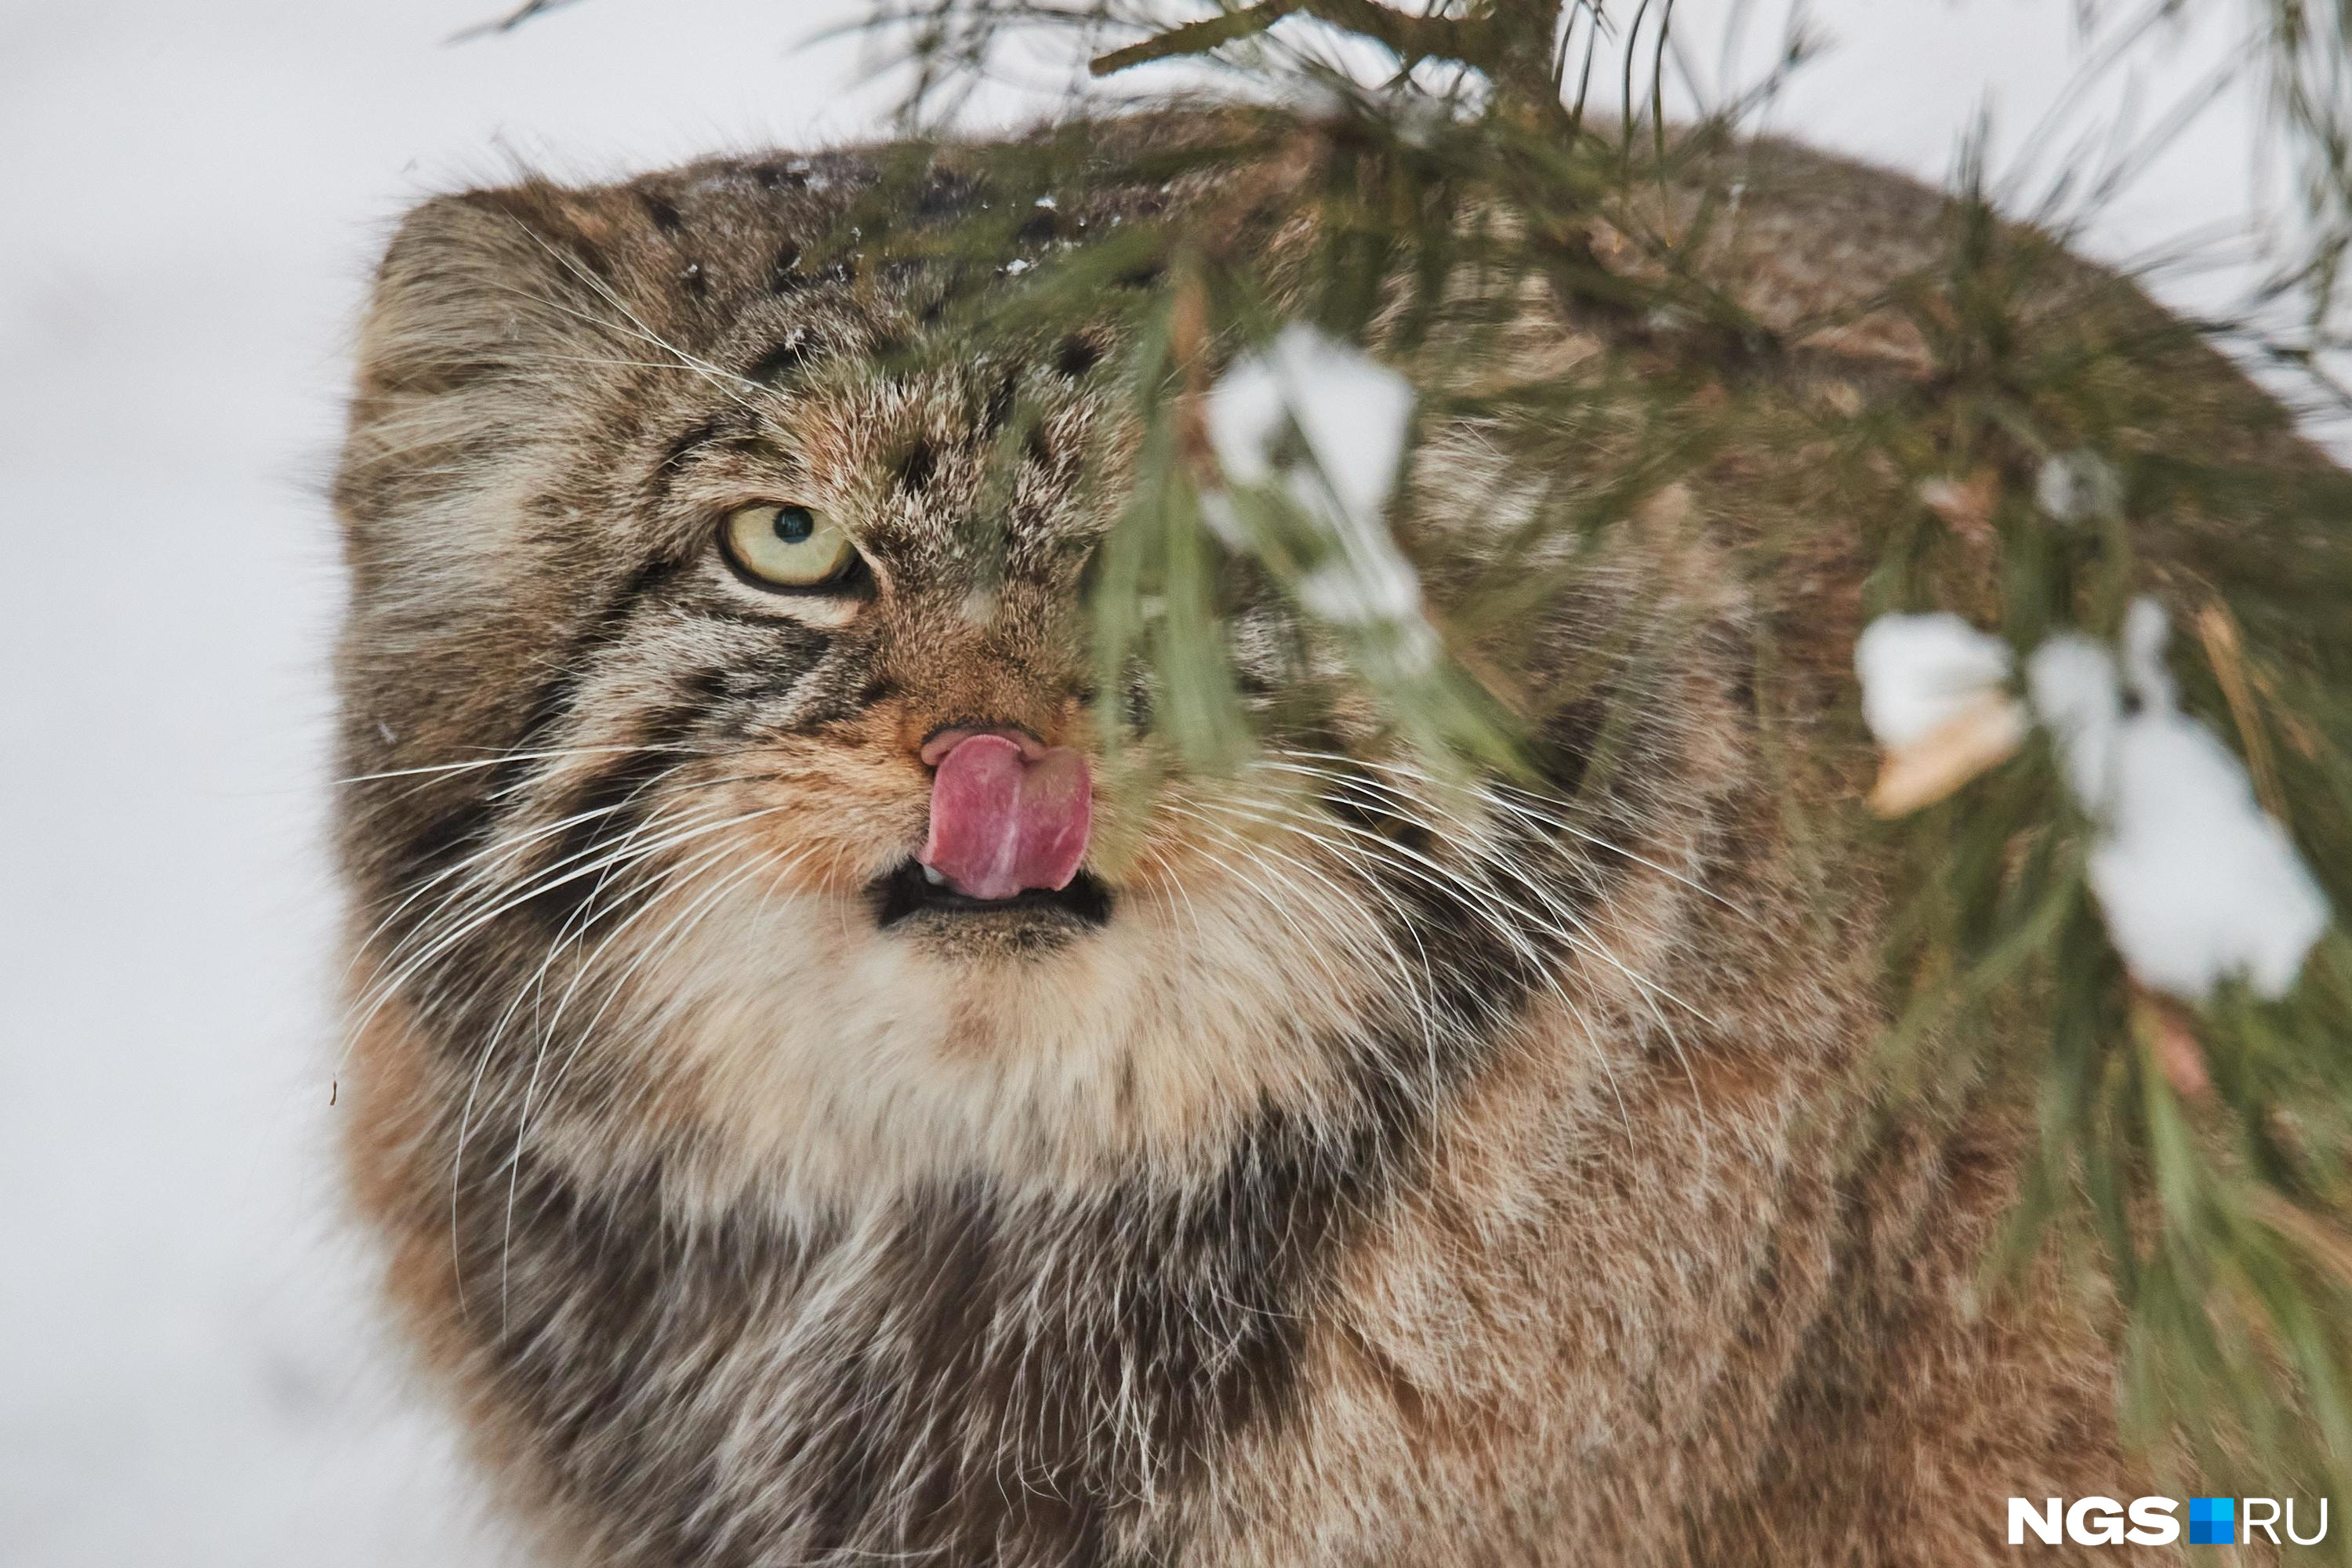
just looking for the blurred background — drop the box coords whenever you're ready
[0,2,2303,1563]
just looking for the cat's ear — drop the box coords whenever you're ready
[338,181,638,553]
[352,180,623,403]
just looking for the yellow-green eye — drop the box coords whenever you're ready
[720,503,858,590]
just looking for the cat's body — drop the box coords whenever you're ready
[333,114,2310,1565]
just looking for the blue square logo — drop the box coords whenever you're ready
[2189,1497,2235,1545]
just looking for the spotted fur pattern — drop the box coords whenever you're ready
[332,121,2275,1565]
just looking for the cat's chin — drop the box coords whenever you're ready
[868,858,1113,951]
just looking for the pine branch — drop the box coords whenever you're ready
[1091,2,1302,75]
[1087,1,1581,119]
[1089,0,1577,128]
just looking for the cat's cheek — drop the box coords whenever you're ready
[714,743,933,895]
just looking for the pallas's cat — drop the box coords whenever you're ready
[332,114,2313,1566]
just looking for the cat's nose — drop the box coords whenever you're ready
[918,723,1047,767]
[877,614,1087,764]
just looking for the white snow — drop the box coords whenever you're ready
[2027,600,2329,1000]
[1859,600,2328,999]
[1204,323,1425,646]
[1853,612,2016,749]
[1206,323,1415,522]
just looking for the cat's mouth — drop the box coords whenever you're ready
[872,858,1114,931]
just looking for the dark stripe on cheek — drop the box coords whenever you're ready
[1312,763,1436,859]
[492,556,685,793]
[741,637,877,728]
[376,557,687,916]
[383,793,495,903]
[521,701,706,932]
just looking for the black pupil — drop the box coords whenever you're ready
[773,506,815,544]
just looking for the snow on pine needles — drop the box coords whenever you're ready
[1203,324,1437,675]
[2029,599,2329,1002]
[1857,599,2331,1003]
[1853,612,2031,817]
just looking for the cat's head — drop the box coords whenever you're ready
[333,154,1657,1210]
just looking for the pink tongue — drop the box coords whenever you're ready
[920,733,1092,901]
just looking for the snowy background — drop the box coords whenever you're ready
[0,2,2307,1563]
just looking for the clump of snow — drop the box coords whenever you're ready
[1854,612,2030,815]
[1203,325,1430,667]
[2028,598,2328,1000]
[2034,448,2122,524]
[1853,612,2015,749]
[1857,599,2329,999]
[1207,323,1414,533]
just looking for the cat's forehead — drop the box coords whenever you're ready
[546,152,1113,390]
[535,156,1123,570]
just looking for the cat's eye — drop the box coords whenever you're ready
[719,503,860,590]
